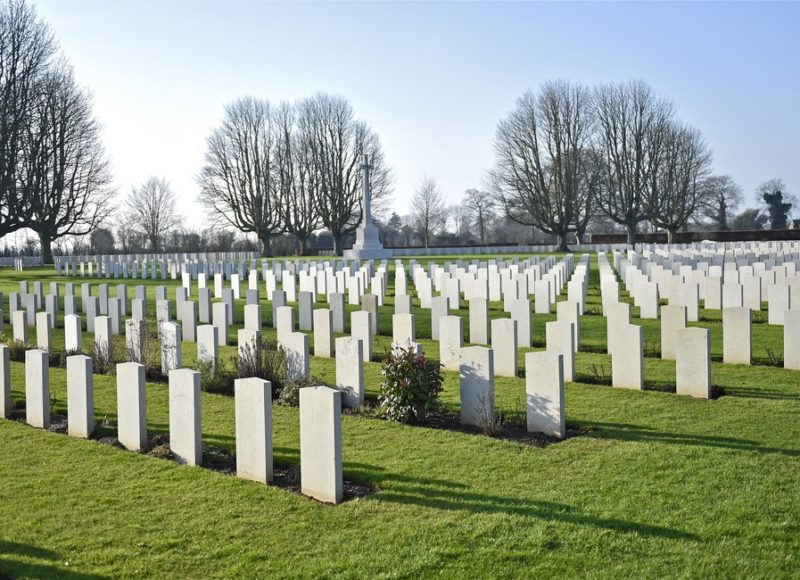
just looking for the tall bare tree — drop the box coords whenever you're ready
[20,64,114,263]
[126,176,179,253]
[410,176,447,248]
[0,0,56,237]
[462,188,495,245]
[199,97,284,256]
[593,80,675,245]
[650,123,712,243]
[572,149,603,243]
[699,175,743,230]
[489,81,595,251]
[277,102,320,255]
[296,93,392,254]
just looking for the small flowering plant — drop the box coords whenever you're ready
[378,344,444,424]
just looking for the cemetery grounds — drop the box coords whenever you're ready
[0,253,798,578]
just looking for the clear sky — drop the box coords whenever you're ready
[34,0,800,229]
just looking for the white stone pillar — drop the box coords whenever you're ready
[468,298,490,345]
[525,351,565,438]
[313,309,334,358]
[392,313,415,347]
[439,315,463,371]
[197,324,219,368]
[335,336,364,409]
[244,304,262,331]
[117,362,147,451]
[723,307,751,365]
[0,344,10,419]
[212,302,229,347]
[351,310,372,363]
[459,346,494,427]
[299,386,343,504]
[25,349,50,428]
[660,304,686,361]
[168,368,202,466]
[284,332,310,381]
[67,354,94,438]
[490,318,517,377]
[611,324,643,390]
[676,327,711,398]
[545,320,575,382]
[35,311,51,351]
[430,296,448,340]
[235,377,273,483]
[784,310,800,370]
[159,321,182,374]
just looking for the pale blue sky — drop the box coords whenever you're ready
[35,0,800,226]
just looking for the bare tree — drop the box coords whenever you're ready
[19,63,114,263]
[126,176,179,253]
[0,0,56,237]
[650,123,713,243]
[276,102,320,255]
[449,202,473,242]
[296,93,392,254]
[198,97,284,256]
[489,81,595,251]
[699,175,743,230]
[593,80,675,245]
[463,188,496,246]
[410,176,447,248]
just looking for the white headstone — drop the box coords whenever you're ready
[235,377,273,483]
[285,332,310,381]
[25,349,50,429]
[67,354,94,438]
[545,320,575,382]
[675,327,711,398]
[335,336,364,408]
[117,362,147,451]
[611,324,643,390]
[0,344,9,419]
[168,368,202,466]
[723,307,751,365]
[525,351,565,439]
[490,317,517,377]
[439,315,463,371]
[197,324,219,368]
[468,298,490,345]
[351,310,372,363]
[459,346,494,427]
[299,386,343,504]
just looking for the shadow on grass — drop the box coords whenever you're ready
[0,540,109,579]
[724,386,800,401]
[582,421,800,457]
[343,464,699,541]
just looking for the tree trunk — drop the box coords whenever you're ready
[333,233,343,256]
[299,236,308,256]
[626,223,637,247]
[260,234,272,257]
[38,232,54,264]
[556,231,570,253]
[666,228,676,245]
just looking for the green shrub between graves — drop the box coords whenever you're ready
[378,344,443,424]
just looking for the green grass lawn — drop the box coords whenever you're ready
[0,257,799,578]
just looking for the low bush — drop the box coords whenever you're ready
[235,339,287,397]
[378,345,443,424]
[196,358,237,395]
